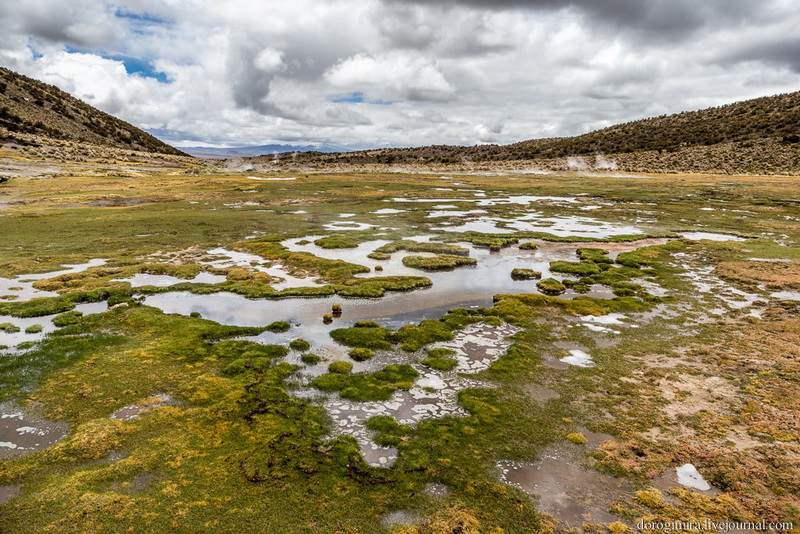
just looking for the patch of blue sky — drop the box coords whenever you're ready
[329,92,395,105]
[63,45,170,83]
[114,9,172,27]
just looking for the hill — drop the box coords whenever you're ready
[270,91,800,174]
[0,67,186,156]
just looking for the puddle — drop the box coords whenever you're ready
[0,402,68,459]
[0,301,108,351]
[113,272,226,288]
[110,394,175,421]
[676,463,711,490]
[679,264,761,314]
[248,176,296,181]
[681,232,747,242]
[321,222,376,231]
[426,209,487,218]
[559,349,595,368]
[433,213,645,238]
[424,482,449,498]
[497,444,630,528]
[0,259,107,302]
[203,248,323,290]
[371,208,406,215]
[771,290,800,301]
[382,510,420,529]
[653,464,720,496]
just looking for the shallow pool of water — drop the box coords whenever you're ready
[0,259,107,302]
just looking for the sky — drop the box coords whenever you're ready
[0,0,799,150]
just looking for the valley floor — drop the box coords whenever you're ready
[0,151,798,533]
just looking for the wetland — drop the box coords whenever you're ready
[0,161,799,532]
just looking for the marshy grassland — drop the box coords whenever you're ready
[0,151,799,533]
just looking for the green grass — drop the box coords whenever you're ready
[549,260,602,276]
[421,356,458,371]
[312,364,419,402]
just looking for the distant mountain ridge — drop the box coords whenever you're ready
[0,67,186,156]
[182,143,353,159]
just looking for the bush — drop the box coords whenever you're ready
[518,242,538,250]
[24,324,43,334]
[0,322,21,333]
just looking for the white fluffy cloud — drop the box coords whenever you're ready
[1,0,799,149]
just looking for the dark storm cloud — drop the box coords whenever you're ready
[719,37,800,74]
[384,0,756,38]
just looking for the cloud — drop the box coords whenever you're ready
[0,0,798,149]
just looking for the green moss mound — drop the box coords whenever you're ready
[537,278,567,295]
[402,254,477,272]
[511,268,542,280]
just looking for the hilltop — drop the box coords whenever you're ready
[0,67,185,156]
[262,91,800,174]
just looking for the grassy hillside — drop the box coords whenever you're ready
[274,92,800,173]
[0,67,186,156]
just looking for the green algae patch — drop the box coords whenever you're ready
[312,364,418,402]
